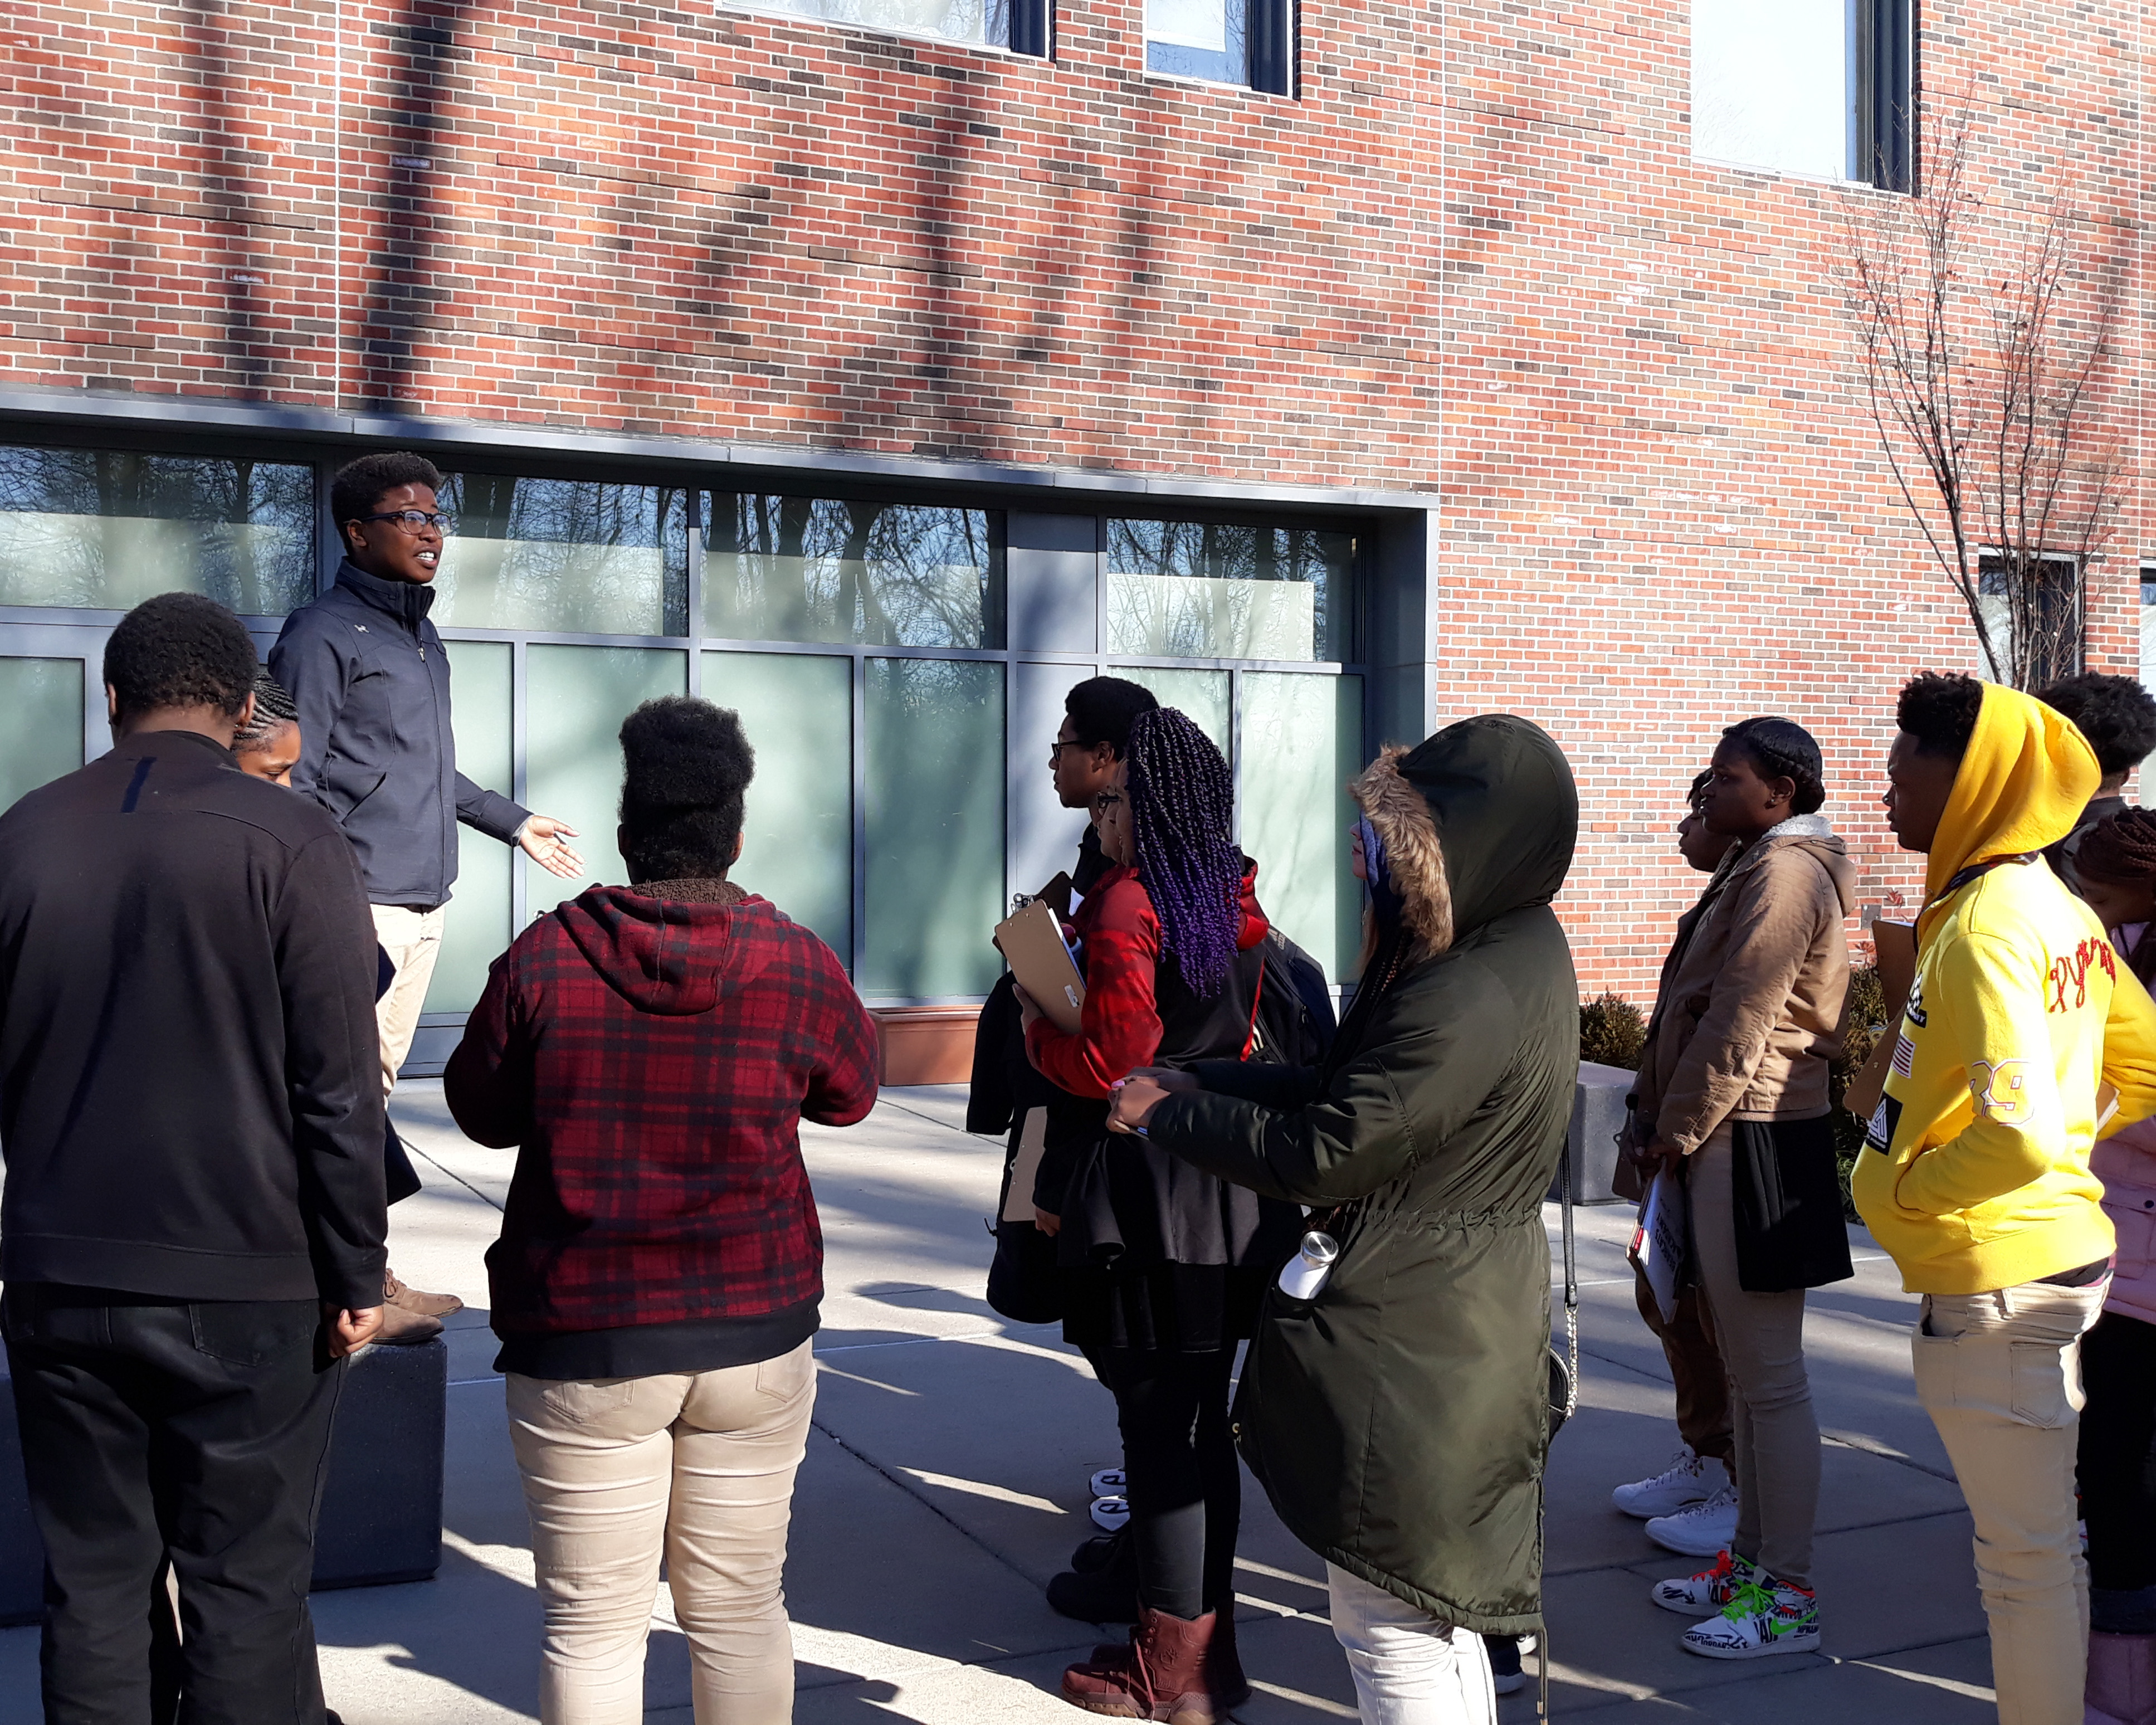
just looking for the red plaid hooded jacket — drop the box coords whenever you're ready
[444,882,878,1337]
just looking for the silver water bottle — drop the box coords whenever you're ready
[1277,1230,1339,1300]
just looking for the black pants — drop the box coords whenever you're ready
[1090,1344,1240,1621]
[2,1284,346,1725]
[2080,1308,2156,1599]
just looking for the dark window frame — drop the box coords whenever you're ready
[1855,0,1917,193]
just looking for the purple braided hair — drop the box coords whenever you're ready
[1124,708,1242,996]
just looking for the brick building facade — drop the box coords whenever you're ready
[0,0,2143,1025]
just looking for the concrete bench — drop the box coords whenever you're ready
[1549,1060,1636,1206]
[0,1333,445,1627]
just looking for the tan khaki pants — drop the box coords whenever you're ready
[371,903,445,1097]
[506,1341,817,1725]
[1914,1278,2107,1725]
[1689,1127,1820,1587]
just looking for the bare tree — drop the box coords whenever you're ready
[1842,102,2123,689]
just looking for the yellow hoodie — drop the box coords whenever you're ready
[1852,684,2156,1294]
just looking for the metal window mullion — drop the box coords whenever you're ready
[850,649,867,983]
[511,637,530,932]
[1230,665,1245,837]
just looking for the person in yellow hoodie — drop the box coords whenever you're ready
[1857,673,2156,1725]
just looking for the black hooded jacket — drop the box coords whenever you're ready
[1152,715,1580,1635]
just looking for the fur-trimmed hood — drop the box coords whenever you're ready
[1352,715,1578,955]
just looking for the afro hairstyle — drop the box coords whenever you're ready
[2036,673,2156,778]
[1897,673,1985,762]
[103,592,261,722]
[330,451,445,533]
[617,696,755,881]
[1063,676,1160,759]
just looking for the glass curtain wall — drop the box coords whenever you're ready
[0,442,1372,1023]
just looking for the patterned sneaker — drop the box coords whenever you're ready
[1645,1485,1739,1557]
[1613,1446,1728,1519]
[1680,1578,1820,1660]
[1651,1548,1758,1616]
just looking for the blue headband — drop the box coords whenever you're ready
[1358,816,1404,927]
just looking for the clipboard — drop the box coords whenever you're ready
[1002,1108,1049,1222]
[1628,1166,1686,1324]
[994,895,1086,1035]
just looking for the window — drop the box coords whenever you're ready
[433,476,689,636]
[1108,520,1351,661]
[706,496,1003,649]
[0,447,315,615]
[1145,0,1292,93]
[1691,0,1914,192]
[2142,564,2156,696]
[1978,554,2080,689]
[716,0,1049,54]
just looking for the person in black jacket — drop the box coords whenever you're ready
[0,592,387,1725]
[271,451,582,1323]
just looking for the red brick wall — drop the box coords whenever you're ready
[1,0,2142,999]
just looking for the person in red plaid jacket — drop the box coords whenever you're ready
[445,694,877,1725]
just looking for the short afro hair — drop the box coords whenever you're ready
[2036,673,2156,778]
[104,592,260,722]
[1064,676,1159,759]
[331,451,444,532]
[1898,673,1985,762]
[1686,767,1713,808]
[233,670,298,754]
[1720,716,1827,815]
[618,696,754,882]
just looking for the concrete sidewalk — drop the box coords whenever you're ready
[0,1084,1997,1722]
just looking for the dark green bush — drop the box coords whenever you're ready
[1579,992,1646,1071]
[1829,962,1889,1221]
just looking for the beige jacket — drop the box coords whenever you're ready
[1635,816,1857,1153]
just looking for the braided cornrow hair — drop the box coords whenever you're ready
[2077,808,2156,889]
[1720,715,1827,815]
[233,669,297,753]
[1124,707,1242,997]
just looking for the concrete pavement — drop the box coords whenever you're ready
[0,1083,1999,1721]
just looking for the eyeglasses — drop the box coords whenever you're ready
[356,510,453,534]
[1049,740,1084,761]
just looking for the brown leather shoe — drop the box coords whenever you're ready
[373,1302,444,1346]
[384,1270,463,1319]
[1061,1606,1221,1723]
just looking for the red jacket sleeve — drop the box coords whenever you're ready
[1026,878,1164,1097]
[802,936,880,1127]
[442,944,535,1149]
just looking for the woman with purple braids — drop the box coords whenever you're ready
[1018,706,1301,1723]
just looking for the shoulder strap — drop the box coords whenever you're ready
[1240,947,1267,1061]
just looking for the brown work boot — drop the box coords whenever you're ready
[384,1269,462,1318]
[373,1302,444,1346]
[1061,1606,1222,1722]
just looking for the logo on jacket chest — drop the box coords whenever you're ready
[2048,937,2116,1015]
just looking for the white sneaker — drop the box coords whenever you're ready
[1089,1467,1126,1498]
[1645,1487,1739,1557]
[1612,1446,1728,1519]
[1090,1495,1130,1533]
[1679,1577,1820,1660]
[1651,1548,1758,1615]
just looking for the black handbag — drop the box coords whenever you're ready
[984,1109,1063,1324]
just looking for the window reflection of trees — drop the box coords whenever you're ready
[0,446,313,613]
[707,497,998,649]
[740,0,1007,47]
[437,476,688,636]
[1105,521,1350,661]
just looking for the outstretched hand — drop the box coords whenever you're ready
[516,815,586,880]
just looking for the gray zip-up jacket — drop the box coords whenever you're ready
[270,561,528,908]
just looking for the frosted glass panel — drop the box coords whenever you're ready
[0,448,314,614]
[1692,0,1852,181]
[864,657,1004,997]
[707,497,1002,649]
[426,640,514,1015]
[703,651,852,963]
[1108,520,1352,661]
[1240,673,1363,981]
[434,476,688,636]
[0,657,84,812]
[2142,576,2156,808]
[523,646,689,914]
[1147,0,1244,82]
[1118,667,1231,757]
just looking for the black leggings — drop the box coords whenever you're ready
[1090,1344,1241,1621]
[2080,1308,2156,1598]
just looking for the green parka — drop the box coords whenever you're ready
[1149,715,1579,1635]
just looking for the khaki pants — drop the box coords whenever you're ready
[1689,1127,1820,1587]
[372,903,445,1098]
[506,1341,817,1725]
[1914,1278,2107,1725]
[1631,1264,1735,1467]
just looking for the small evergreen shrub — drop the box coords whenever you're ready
[1579,992,1646,1071]
[1829,962,1889,1222]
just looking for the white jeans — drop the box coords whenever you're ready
[1327,1563,1496,1725]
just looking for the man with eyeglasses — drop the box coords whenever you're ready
[272,451,584,1328]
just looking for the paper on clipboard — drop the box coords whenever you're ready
[993,896,1087,1035]
[1003,1107,1049,1222]
[1628,1166,1686,1324]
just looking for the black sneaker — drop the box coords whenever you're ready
[1047,1529,1139,1622]
[1070,1527,1129,1575]
[1485,1633,1536,1695]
